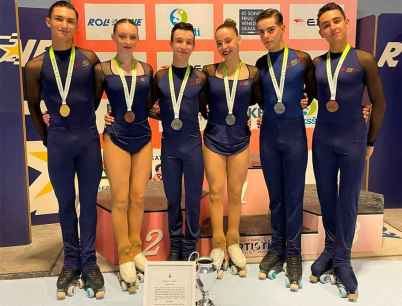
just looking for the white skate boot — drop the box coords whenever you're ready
[210,248,226,279]
[227,244,247,277]
[118,261,138,294]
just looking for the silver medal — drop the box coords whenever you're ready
[274,102,286,114]
[225,114,236,126]
[171,118,183,130]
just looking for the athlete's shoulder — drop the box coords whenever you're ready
[77,47,99,65]
[255,54,267,68]
[25,52,46,76]
[312,52,327,65]
[155,66,168,80]
[202,63,218,75]
[355,48,376,63]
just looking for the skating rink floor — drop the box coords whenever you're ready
[1,259,401,306]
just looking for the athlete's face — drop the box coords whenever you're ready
[170,29,195,62]
[46,6,77,41]
[112,22,139,55]
[256,17,285,51]
[318,9,349,45]
[215,27,240,60]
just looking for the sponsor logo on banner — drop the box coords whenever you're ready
[155,4,213,40]
[239,236,271,257]
[0,33,19,65]
[169,8,201,36]
[223,4,280,40]
[289,4,343,39]
[303,99,318,126]
[378,42,402,67]
[239,9,264,35]
[20,39,51,67]
[85,3,146,40]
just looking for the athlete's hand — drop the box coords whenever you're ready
[152,102,160,115]
[300,93,309,109]
[256,116,262,128]
[104,113,115,126]
[366,146,374,160]
[362,104,371,122]
[42,113,50,127]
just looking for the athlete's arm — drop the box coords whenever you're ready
[357,49,386,147]
[24,55,47,144]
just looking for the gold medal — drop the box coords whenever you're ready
[59,104,70,117]
[326,100,339,113]
[124,111,135,123]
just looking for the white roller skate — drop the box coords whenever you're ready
[227,244,247,277]
[118,261,139,294]
[134,253,147,283]
[210,248,227,279]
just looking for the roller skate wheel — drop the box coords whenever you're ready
[222,260,229,271]
[309,275,319,283]
[77,279,84,289]
[268,270,278,280]
[258,271,267,280]
[238,269,247,278]
[95,290,105,299]
[348,292,358,302]
[337,285,347,298]
[217,270,224,280]
[127,285,137,294]
[66,285,76,297]
[289,283,299,292]
[56,291,66,300]
[230,265,238,275]
[85,287,95,298]
[120,280,128,291]
[319,274,332,284]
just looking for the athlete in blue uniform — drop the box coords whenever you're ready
[154,22,207,261]
[96,18,154,293]
[24,1,104,299]
[203,19,262,277]
[311,3,385,301]
[254,9,316,291]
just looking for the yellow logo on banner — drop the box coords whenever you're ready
[0,33,19,65]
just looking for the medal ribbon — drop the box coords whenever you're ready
[223,61,242,115]
[267,47,288,104]
[326,44,351,100]
[49,46,75,106]
[168,65,191,119]
[113,57,137,112]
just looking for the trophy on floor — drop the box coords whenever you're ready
[196,256,216,306]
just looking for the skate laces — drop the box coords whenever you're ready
[287,256,301,267]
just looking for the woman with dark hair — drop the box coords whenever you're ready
[311,2,385,301]
[202,19,262,277]
[95,18,154,293]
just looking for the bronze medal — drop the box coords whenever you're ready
[326,100,339,113]
[124,111,135,123]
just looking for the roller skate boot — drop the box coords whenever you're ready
[56,267,82,300]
